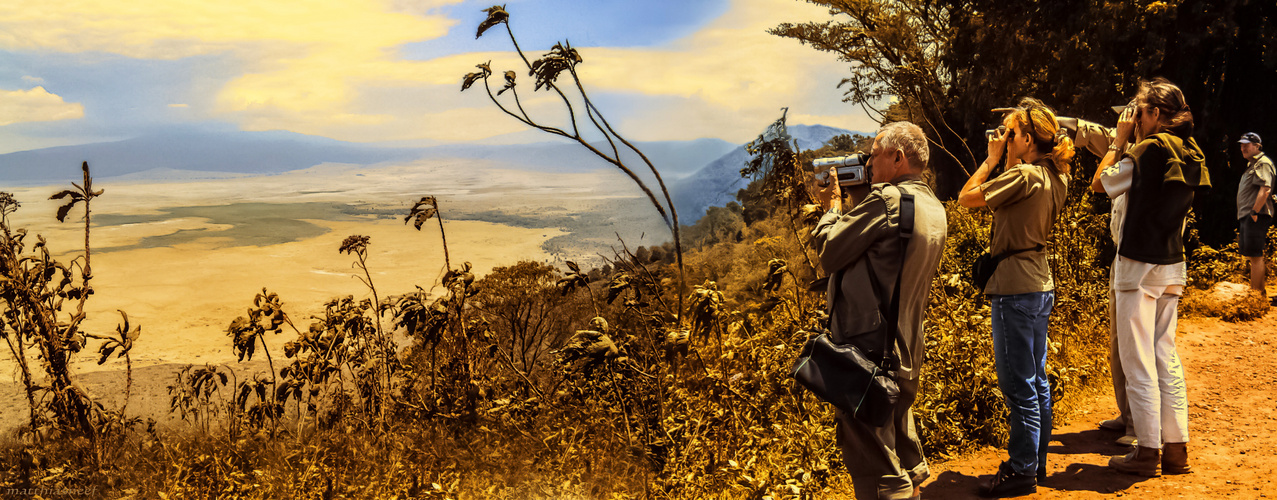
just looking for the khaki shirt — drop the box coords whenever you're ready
[813,177,947,380]
[1073,119,1116,158]
[1237,151,1275,219]
[979,162,1069,295]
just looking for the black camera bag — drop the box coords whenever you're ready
[971,244,1043,292]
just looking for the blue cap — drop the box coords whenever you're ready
[1239,132,1262,145]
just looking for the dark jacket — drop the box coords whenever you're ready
[1119,132,1210,264]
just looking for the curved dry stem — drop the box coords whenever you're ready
[570,66,688,312]
[920,85,977,167]
[906,97,973,177]
[505,23,580,136]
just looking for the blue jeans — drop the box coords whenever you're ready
[990,291,1054,476]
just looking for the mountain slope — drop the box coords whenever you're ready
[0,129,424,184]
[669,124,862,222]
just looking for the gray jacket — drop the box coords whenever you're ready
[812,176,947,380]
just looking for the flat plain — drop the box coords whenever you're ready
[0,158,671,428]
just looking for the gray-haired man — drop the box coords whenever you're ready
[810,121,947,500]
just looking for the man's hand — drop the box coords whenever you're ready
[1253,186,1271,222]
[812,166,842,212]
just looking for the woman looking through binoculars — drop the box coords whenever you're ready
[1089,77,1209,478]
[958,97,1074,498]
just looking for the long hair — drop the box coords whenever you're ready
[1006,97,1075,175]
[1137,77,1194,138]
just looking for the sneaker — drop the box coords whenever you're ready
[1116,434,1138,447]
[1099,418,1125,432]
[981,462,1037,498]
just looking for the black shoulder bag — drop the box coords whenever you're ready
[971,244,1044,291]
[791,187,914,427]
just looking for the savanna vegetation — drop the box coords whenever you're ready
[2,2,1273,499]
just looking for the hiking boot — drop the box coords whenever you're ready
[980,462,1036,498]
[1162,442,1192,474]
[1099,418,1125,432]
[1109,446,1160,476]
[1115,434,1138,447]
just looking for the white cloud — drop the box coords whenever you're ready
[0,0,467,129]
[391,0,872,143]
[0,0,463,59]
[0,87,84,126]
[168,103,190,108]
[21,75,44,84]
[565,0,874,142]
[0,0,875,144]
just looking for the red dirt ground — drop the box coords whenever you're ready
[916,304,1277,499]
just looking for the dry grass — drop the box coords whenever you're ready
[1181,287,1270,323]
[0,173,1240,498]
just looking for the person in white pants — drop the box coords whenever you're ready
[1090,77,1207,477]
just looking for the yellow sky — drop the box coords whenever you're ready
[0,0,877,145]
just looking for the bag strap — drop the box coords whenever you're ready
[825,185,915,369]
[859,186,913,370]
[993,244,1044,261]
[884,187,913,369]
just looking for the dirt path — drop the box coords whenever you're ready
[917,301,1277,499]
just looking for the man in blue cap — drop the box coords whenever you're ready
[1238,132,1273,298]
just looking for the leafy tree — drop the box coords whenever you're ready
[734,181,773,227]
[773,0,1277,245]
[648,245,667,264]
[633,246,651,264]
[680,204,745,250]
[475,261,574,376]
[772,0,972,193]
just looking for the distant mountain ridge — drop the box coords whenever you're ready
[0,129,422,184]
[0,124,864,224]
[668,124,861,222]
[0,128,736,185]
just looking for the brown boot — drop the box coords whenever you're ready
[1109,446,1160,476]
[1162,442,1192,474]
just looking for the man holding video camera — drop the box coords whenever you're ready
[810,121,947,500]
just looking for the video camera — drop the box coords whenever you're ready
[812,154,871,188]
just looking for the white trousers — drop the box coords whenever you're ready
[1114,285,1189,447]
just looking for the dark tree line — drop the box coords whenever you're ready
[774,0,1276,245]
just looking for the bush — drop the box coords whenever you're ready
[1181,286,1270,323]
[0,162,1204,497]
